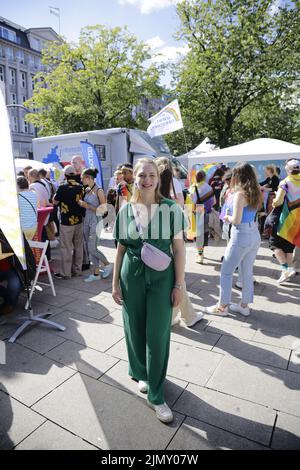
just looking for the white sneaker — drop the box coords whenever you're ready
[278,270,290,285]
[286,268,296,281]
[230,303,250,317]
[138,380,148,393]
[204,304,229,316]
[102,264,113,279]
[147,401,173,423]
[171,315,180,326]
[195,254,204,264]
[185,311,204,327]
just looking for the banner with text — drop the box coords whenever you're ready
[0,90,26,268]
[147,99,183,138]
[80,141,104,189]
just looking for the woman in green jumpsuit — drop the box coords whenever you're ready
[112,158,185,424]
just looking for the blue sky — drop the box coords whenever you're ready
[1,0,187,67]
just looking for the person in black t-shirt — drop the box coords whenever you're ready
[208,168,225,211]
[260,164,280,193]
[53,165,85,279]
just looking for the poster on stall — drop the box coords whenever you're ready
[0,89,26,269]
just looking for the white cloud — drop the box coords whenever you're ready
[118,0,182,14]
[146,36,166,50]
[146,36,189,62]
[153,45,189,62]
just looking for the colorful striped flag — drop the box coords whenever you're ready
[189,163,221,186]
[277,201,300,247]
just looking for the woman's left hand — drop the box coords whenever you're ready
[78,200,88,209]
[171,288,182,308]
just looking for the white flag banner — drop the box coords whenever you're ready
[49,6,60,16]
[0,90,26,269]
[147,99,183,137]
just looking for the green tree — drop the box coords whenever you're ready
[25,25,164,135]
[172,0,300,150]
[233,88,300,144]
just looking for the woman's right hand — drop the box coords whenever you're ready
[112,285,123,305]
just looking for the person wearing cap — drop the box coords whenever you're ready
[52,165,85,279]
[271,158,300,284]
[70,155,90,268]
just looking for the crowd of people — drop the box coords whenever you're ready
[0,153,300,425]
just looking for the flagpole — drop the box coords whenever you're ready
[182,127,189,154]
[49,6,61,35]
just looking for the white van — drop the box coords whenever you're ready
[32,128,173,190]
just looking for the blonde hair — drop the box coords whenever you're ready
[131,158,162,204]
[155,156,173,173]
[265,164,277,175]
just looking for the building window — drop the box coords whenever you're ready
[0,65,4,82]
[32,38,41,51]
[17,50,25,63]
[10,93,17,104]
[0,26,17,43]
[34,56,41,68]
[94,145,106,162]
[11,116,18,132]
[23,119,29,133]
[31,75,35,90]
[22,95,27,103]
[10,68,16,85]
[6,47,14,60]
[20,72,27,88]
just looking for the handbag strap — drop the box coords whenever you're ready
[195,185,201,204]
[195,185,213,204]
[171,179,177,200]
[131,204,144,241]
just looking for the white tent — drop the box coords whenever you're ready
[14,158,55,172]
[187,138,300,170]
[177,137,218,168]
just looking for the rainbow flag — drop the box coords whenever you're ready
[188,163,220,186]
[277,201,300,247]
[118,181,133,201]
[185,192,205,241]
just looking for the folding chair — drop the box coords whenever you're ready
[8,239,65,343]
[25,240,56,309]
[31,206,53,267]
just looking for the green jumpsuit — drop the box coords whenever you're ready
[114,198,186,405]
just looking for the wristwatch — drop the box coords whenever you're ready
[173,284,183,290]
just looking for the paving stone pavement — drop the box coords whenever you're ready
[0,236,299,450]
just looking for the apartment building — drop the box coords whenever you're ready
[0,16,60,158]
[132,96,170,121]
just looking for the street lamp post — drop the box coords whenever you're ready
[6,104,31,112]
